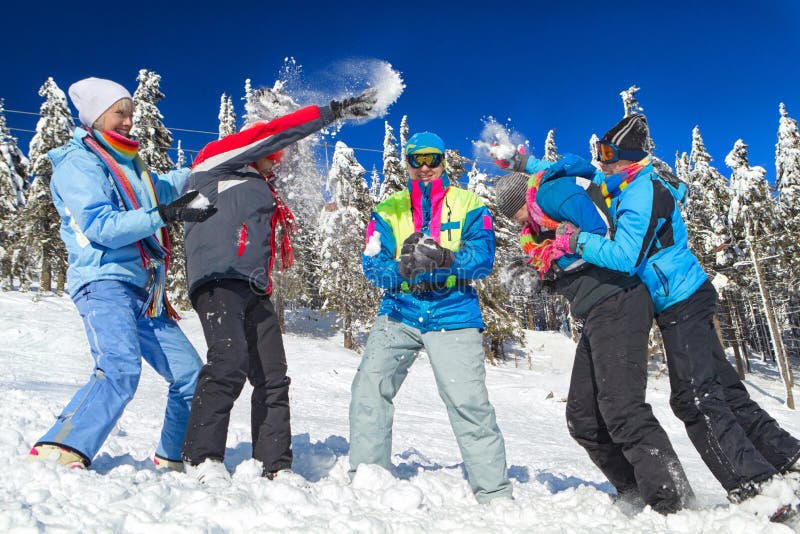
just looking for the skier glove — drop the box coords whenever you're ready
[158,190,217,224]
[330,88,379,120]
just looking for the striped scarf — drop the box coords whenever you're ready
[518,171,563,277]
[599,157,650,207]
[82,128,179,319]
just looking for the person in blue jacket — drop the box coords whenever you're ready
[493,155,693,514]
[27,77,214,470]
[549,114,800,512]
[349,132,512,503]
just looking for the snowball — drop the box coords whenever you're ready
[363,231,382,257]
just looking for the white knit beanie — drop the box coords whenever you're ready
[68,77,132,127]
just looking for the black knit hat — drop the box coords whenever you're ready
[600,114,650,161]
[495,172,529,218]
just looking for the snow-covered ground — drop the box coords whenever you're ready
[0,290,798,533]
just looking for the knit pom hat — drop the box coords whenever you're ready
[68,77,132,127]
[406,132,445,155]
[495,172,530,218]
[600,113,650,160]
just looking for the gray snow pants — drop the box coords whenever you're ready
[348,315,512,503]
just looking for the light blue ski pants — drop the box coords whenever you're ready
[349,315,512,502]
[37,280,202,463]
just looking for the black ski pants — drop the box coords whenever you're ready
[566,283,694,514]
[182,279,292,472]
[657,280,800,495]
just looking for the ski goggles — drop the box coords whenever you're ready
[596,141,647,164]
[406,152,444,169]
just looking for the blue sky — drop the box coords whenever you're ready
[3,1,799,184]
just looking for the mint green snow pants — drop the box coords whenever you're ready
[348,316,512,503]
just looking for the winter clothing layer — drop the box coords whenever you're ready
[658,281,800,493]
[36,280,201,462]
[182,280,292,472]
[566,284,694,513]
[48,127,188,298]
[363,173,495,332]
[69,77,131,127]
[578,161,707,313]
[522,154,638,318]
[349,316,512,503]
[185,104,334,297]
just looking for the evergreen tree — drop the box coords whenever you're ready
[543,129,560,162]
[318,141,379,349]
[468,164,523,362]
[0,100,29,289]
[368,165,381,203]
[774,103,800,358]
[726,139,794,406]
[399,115,410,156]
[218,93,236,139]
[588,133,599,162]
[444,149,469,187]
[378,121,404,201]
[684,126,734,267]
[22,77,73,294]
[175,140,186,169]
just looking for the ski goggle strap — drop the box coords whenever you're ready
[406,152,444,169]
[596,141,647,164]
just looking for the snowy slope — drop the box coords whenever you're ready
[0,290,798,533]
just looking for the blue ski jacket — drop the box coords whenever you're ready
[578,162,707,313]
[48,128,188,297]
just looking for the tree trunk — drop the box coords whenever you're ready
[39,255,51,293]
[343,310,354,350]
[747,220,794,409]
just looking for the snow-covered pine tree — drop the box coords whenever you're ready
[399,115,409,156]
[218,93,236,139]
[444,149,469,188]
[468,164,524,363]
[684,126,735,267]
[774,103,800,360]
[726,139,794,408]
[368,165,381,203]
[131,69,174,173]
[130,69,190,309]
[588,133,600,163]
[318,141,379,349]
[543,129,561,162]
[243,65,326,321]
[0,100,30,289]
[21,77,73,294]
[378,121,405,201]
[175,140,186,169]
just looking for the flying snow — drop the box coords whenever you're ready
[363,231,382,257]
[473,118,530,163]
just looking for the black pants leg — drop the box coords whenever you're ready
[246,295,292,472]
[713,335,800,473]
[182,280,252,465]
[658,281,778,493]
[567,284,693,513]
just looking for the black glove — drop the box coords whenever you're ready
[412,236,455,270]
[500,257,544,295]
[330,88,379,120]
[157,190,217,224]
[398,232,425,279]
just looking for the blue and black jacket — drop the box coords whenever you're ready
[578,162,707,313]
